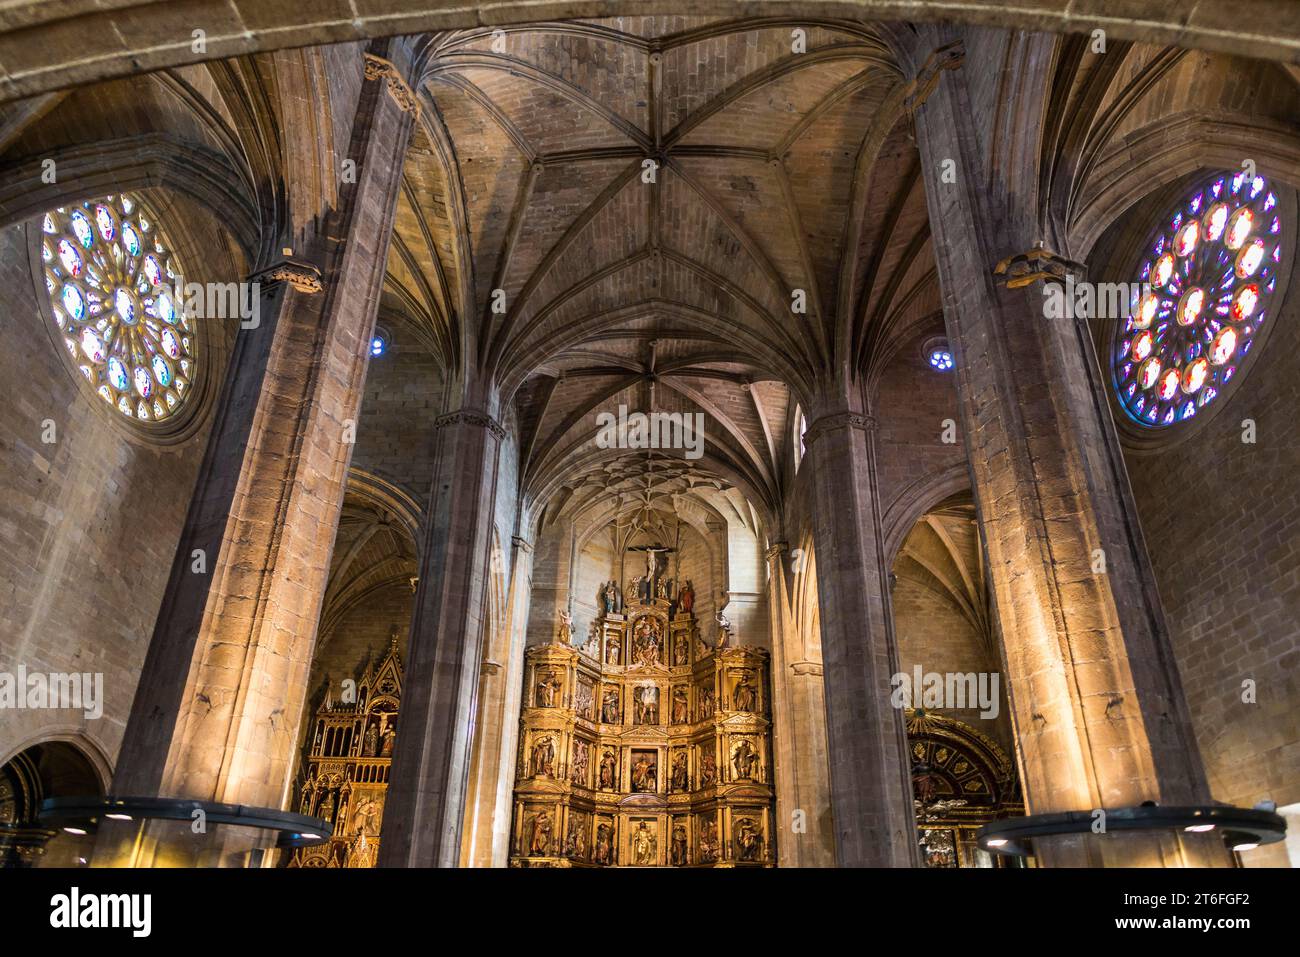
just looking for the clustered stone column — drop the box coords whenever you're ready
[379,408,507,868]
[764,542,834,867]
[803,400,919,867]
[97,49,418,866]
[908,30,1228,866]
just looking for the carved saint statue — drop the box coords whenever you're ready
[715,610,732,648]
[735,817,763,862]
[631,753,657,792]
[634,685,659,724]
[531,735,555,777]
[671,751,690,791]
[699,819,720,863]
[598,750,617,790]
[629,575,646,606]
[679,580,695,614]
[529,810,553,856]
[732,739,759,780]
[362,721,379,757]
[632,821,657,865]
[557,610,574,644]
[699,752,717,788]
[605,635,621,665]
[671,686,689,724]
[601,688,620,724]
[602,580,620,615]
[671,824,689,867]
[380,725,396,757]
[595,822,614,865]
[673,636,689,666]
[566,817,587,860]
[656,575,672,601]
[632,617,660,666]
[536,671,559,708]
[733,674,757,712]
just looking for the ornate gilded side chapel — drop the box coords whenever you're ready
[1,1,1297,899]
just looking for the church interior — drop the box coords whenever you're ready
[0,2,1297,873]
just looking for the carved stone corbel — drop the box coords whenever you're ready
[364,53,420,116]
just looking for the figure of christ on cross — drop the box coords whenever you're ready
[626,543,674,603]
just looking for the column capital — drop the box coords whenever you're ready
[993,246,1086,289]
[434,409,506,440]
[903,40,965,116]
[803,411,876,447]
[790,661,824,677]
[511,535,533,554]
[249,259,323,294]
[765,541,788,562]
[364,53,420,116]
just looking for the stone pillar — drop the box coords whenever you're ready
[98,52,417,866]
[765,543,834,866]
[804,403,919,867]
[379,409,506,868]
[909,33,1228,866]
[461,534,534,867]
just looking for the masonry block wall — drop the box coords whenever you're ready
[0,211,228,768]
[1123,242,1300,847]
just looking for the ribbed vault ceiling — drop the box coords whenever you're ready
[382,16,939,518]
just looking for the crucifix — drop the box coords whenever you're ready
[627,543,674,603]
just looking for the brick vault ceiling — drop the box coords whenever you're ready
[384,16,941,517]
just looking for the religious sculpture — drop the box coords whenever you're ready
[531,735,556,777]
[632,617,660,666]
[732,739,759,780]
[733,674,757,712]
[671,751,689,791]
[601,688,620,723]
[631,821,656,865]
[571,738,590,786]
[699,752,717,788]
[380,724,396,757]
[673,635,689,666]
[631,753,657,792]
[536,671,560,708]
[699,819,720,863]
[605,635,621,665]
[557,610,574,644]
[602,580,620,615]
[566,817,587,860]
[698,687,715,720]
[671,824,688,866]
[656,575,672,600]
[362,721,379,757]
[598,751,617,789]
[594,822,614,865]
[679,580,695,614]
[634,685,660,724]
[715,610,732,648]
[735,817,763,862]
[671,686,689,724]
[528,810,553,856]
[575,680,594,720]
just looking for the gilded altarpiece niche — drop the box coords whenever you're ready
[289,639,403,868]
[511,581,773,867]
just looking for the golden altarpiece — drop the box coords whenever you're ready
[510,580,774,867]
[906,709,1023,868]
[288,638,403,868]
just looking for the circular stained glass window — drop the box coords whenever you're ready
[40,194,195,423]
[1113,171,1283,428]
